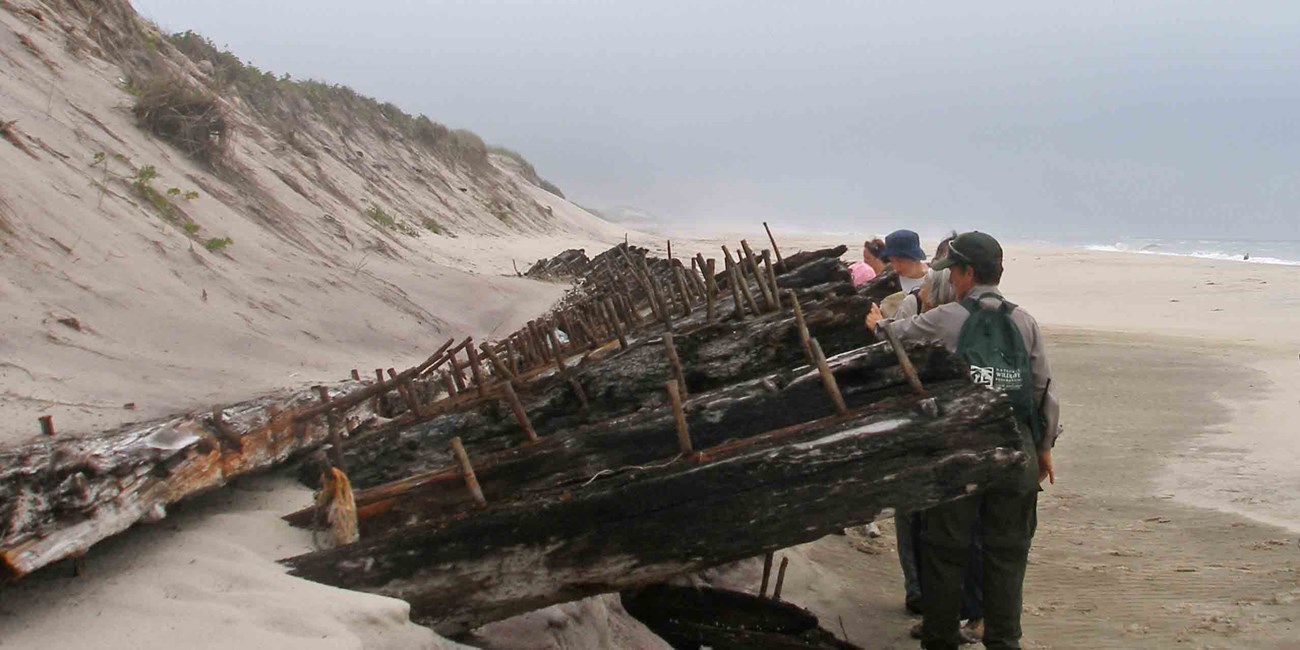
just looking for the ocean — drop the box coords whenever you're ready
[1080,238,1300,267]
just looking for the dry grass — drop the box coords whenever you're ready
[131,75,230,165]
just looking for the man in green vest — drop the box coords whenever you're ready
[867,231,1061,650]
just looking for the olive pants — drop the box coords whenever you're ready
[919,488,1038,650]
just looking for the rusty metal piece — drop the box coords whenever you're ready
[568,377,590,413]
[763,221,784,265]
[773,555,790,600]
[704,258,718,323]
[481,342,514,381]
[605,298,628,349]
[505,338,520,375]
[665,380,692,455]
[740,239,774,311]
[787,290,813,364]
[810,338,848,415]
[448,351,467,392]
[500,381,538,443]
[763,250,781,311]
[662,332,688,400]
[372,369,386,415]
[760,551,774,597]
[673,264,692,317]
[314,385,346,471]
[450,437,487,507]
[38,415,54,438]
[465,338,488,397]
[881,326,927,396]
[548,327,568,372]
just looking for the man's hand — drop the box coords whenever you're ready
[1037,448,1055,485]
[865,302,884,332]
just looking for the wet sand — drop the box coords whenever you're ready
[709,328,1300,649]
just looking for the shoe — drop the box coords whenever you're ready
[905,598,923,616]
[959,618,984,644]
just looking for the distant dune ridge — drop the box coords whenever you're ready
[0,0,626,446]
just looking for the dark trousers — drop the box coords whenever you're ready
[920,489,1038,650]
[899,512,984,620]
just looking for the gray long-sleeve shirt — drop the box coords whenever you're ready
[879,284,1062,449]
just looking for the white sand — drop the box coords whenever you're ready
[4,2,1298,646]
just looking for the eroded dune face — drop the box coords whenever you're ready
[0,0,624,447]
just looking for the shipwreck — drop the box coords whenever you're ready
[1,233,1027,645]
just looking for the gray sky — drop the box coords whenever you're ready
[132,0,1300,242]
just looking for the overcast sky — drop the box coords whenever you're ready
[131,1,1299,242]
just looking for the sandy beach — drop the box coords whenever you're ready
[8,235,1298,649]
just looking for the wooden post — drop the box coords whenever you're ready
[448,350,468,392]
[314,386,346,471]
[505,338,520,375]
[450,437,487,507]
[548,327,568,372]
[665,380,692,455]
[786,290,813,364]
[741,240,774,311]
[666,239,672,261]
[605,298,628,349]
[725,257,746,320]
[38,415,54,437]
[388,368,423,417]
[759,551,775,597]
[464,337,488,397]
[810,338,848,415]
[618,246,663,321]
[481,342,514,381]
[673,265,693,317]
[763,221,784,266]
[773,556,790,600]
[733,256,761,316]
[501,381,538,442]
[704,258,718,323]
[373,369,385,415]
[441,371,458,398]
[763,250,781,310]
[723,246,760,315]
[881,326,927,396]
[663,332,687,400]
[350,368,361,381]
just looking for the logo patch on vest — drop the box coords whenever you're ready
[970,366,1023,391]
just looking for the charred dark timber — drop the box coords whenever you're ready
[622,584,860,650]
[284,340,965,533]
[282,383,1025,634]
[339,269,906,489]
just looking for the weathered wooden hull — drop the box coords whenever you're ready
[283,382,1025,634]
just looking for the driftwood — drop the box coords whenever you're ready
[0,383,380,581]
[282,382,1025,633]
[622,584,859,650]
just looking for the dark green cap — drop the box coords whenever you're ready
[931,231,1002,271]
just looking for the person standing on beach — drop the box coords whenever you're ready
[880,229,930,295]
[850,238,887,287]
[866,231,1062,650]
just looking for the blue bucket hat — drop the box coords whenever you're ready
[879,229,927,262]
